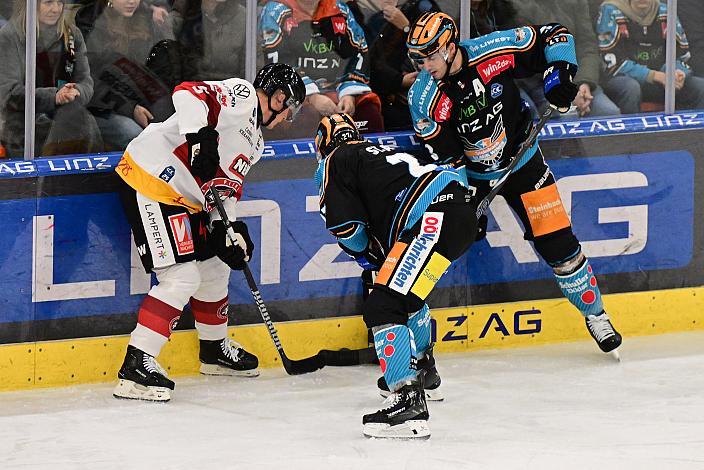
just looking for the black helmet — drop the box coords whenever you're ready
[254,63,306,124]
[314,113,361,160]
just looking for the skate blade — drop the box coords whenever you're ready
[609,348,621,362]
[379,387,444,402]
[363,420,431,440]
[199,363,260,377]
[112,379,171,402]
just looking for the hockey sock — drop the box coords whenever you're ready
[554,257,604,317]
[191,297,229,341]
[130,295,182,357]
[406,304,431,357]
[373,324,418,392]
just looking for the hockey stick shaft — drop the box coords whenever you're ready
[475,106,555,219]
[206,188,323,375]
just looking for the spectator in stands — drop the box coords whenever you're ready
[597,0,704,113]
[78,0,176,150]
[515,0,621,117]
[178,0,247,81]
[0,2,11,28]
[0,0,103,157]
[678,0,704,78]
[467,0,517,38]
[260,0,384,138]
[370,0,439,130]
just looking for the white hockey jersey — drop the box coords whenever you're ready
[116,78,264,219]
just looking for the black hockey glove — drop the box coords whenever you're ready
[543,62,578,112]
[340,236,385,271]
[208,219,254,271]
[186,126,220,182]
[475,214,488,242]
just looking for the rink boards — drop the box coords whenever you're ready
[1,113,704,390]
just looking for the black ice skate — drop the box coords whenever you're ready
[586,312,622,360]
[199,337,260,377]
[113,345,175,402]
[363,381,430,439]
[378,347,443,401]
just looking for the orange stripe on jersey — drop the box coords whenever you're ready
[116,152,201,213]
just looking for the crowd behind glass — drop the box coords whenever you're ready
[0,0,702,159]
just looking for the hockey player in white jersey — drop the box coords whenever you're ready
[112,63,306,402]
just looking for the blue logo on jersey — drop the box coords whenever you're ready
[491,83,503,99]
[159,166,175,182]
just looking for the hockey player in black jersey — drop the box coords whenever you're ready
[313,113,478,439]
[405,12,622,357]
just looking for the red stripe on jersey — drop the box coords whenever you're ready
[173,81,222,127]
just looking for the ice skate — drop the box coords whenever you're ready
[199,337,260,377]
[363,381,430,439]
[113,345,174,402]
[378,347,443,401]
[586,312,622,361]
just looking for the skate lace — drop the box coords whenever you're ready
[142,355,169,378]
[587,313,615,342]
[221,338,243,362]
[380,391,402,412]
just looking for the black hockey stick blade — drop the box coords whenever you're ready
[475,105,555,219]
[318,346,378,366]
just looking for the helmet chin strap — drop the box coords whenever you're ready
[262,94,284,127]
[439,43,459,81]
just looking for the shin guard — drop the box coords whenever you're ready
[554,257,604,316]
[407,305,431,357]
[373,324,417,392]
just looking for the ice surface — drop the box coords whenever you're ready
[1,332,703,470]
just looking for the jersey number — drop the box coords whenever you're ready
[385,152,437,177]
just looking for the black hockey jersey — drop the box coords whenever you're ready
[408,24,578,182]
[316,141,465,252]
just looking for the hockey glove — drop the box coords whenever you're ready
[475,214,488,242]
[341,236,385,271]
[186,126,220,182]
[543,62,578,112]
[208,220,254,271]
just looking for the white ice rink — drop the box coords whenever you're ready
[1,331,703,470]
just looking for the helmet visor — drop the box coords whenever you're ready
[285,95,303,122]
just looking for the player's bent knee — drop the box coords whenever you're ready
[533,227,581,266]
[151,261,203,307]
[362,289,423,329]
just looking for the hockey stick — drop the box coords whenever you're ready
[205,188,325,375]
[475,105,556,219]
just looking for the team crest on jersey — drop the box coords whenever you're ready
[415,118,431,131]
[514,28,526,42]
[461,116,507,169]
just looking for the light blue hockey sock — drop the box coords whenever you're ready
[407,304,431,357]
[373,324,417,392]
[554,257,604,317]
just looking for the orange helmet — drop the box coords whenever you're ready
[406,12,458,62]
[314,113,360,160]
